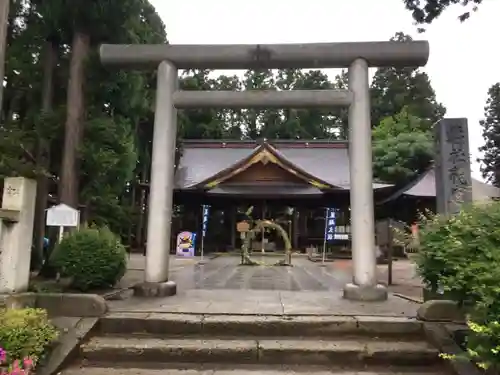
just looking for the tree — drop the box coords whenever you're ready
[1,0,169,259]
[59,0,149,208]
[373,107,434,184]
[403,0,483,26]
[479,83,500,187]
[241,69,275,139]
[295,69,341,139]
[178,69,227,139]
[370,32,446,127]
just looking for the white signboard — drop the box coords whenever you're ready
[46,204,79,227]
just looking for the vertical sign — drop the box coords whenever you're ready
[325,208,336,242]
[435,118,472,216]
[321,207,336,266]
[202,205,210,237]
[200,204,210,264]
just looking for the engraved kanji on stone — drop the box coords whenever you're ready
[5,186,19,196]
[446,123,466,143]
[448,146,468,165]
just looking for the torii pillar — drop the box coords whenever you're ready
[99,41,429,300]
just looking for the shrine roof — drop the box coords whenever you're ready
[380,166,500,203]
[175,139,392,191]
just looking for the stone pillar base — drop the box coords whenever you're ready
[343,282,388,302]
[133,281,177,298]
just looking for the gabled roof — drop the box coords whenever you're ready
[194,142,336,189]
[174,140,392,191]
[379,166,500,203]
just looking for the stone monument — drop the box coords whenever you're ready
[99,40,430,301]
[0,177,37,293]
[434,118,472,216]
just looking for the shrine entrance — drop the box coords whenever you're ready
[100,40,429,301]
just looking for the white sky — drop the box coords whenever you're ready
[150,0,500,180]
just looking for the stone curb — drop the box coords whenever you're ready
[98,313,424,338]
[4,293,107,317]
[36,317,99,375]
[81,337,439,366]
[423,322,481,375]
[417,300,466,323]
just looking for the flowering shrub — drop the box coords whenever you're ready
[0,308,58,371]
[0,347,33,374]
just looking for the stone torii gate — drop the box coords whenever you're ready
[99,41,429,301]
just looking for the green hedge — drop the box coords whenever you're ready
[51,226,127,291]
[0,308,58,368]
[416,202,500,371]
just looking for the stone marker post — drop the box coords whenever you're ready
[434,118,472,216]
[0,177,37,293]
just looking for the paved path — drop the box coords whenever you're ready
[112,255,421,317]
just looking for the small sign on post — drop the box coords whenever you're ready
[236,221,250,233]
[46,204,80,243]
[321,208,336,266]
[199,205,210,264]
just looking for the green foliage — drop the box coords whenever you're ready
[80,116,137,209]
[370,33,445,127]
[416,202,500,370]
[0,308,58,366]
[373,108,434,183]
[416,203,500,305]
[403,0,483,26]
[466,320,500,371]
[51,226,127,291]
[479,83,500,187]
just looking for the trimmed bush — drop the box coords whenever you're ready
[51,226,127,291]
[0,308,58,367]
[416,202,500,370]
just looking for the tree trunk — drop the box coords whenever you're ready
[59,31,89,208]
[32,39,57,270]
[135,160,149,251]
[127,181,137,249]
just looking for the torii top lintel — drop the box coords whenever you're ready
[99,41,429,70]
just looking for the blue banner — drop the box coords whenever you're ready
[202,205,210,237]
[324,208,336,242]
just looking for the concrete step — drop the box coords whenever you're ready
[80,336,440,367]
[98,313,425,339]
[62,364,448,375]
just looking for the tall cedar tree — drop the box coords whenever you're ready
[479,83,500,187]
[370,32,445,127]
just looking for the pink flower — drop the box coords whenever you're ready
[22,358,32,370]
[0,349,33,375]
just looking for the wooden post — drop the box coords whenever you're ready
[230,205,236,250]
[387,219,393,286]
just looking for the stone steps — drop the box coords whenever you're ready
[61,365,447,375]
[61,313,450,374]
[80,336,439,367]
[97,313,425,339]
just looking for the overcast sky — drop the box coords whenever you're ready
[150,0,500,180]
